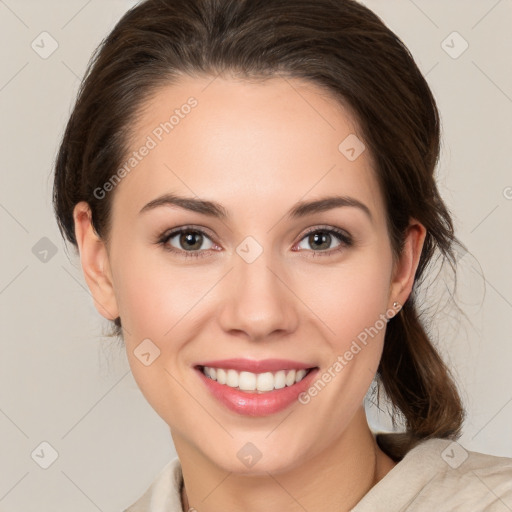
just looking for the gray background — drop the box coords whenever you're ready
[1,0,511,510]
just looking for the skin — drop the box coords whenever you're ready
[73,74,426,512]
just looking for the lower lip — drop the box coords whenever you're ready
[195,367,319,417]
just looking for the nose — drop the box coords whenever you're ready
[217,247,300,342]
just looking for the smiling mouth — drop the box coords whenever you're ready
[195,365,318,393]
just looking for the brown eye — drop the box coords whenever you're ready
[306,231,335,251]
[158,227,216,259]
[176,231,206,251]
[295,227,353,256]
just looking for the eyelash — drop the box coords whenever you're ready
[156,225,353,259]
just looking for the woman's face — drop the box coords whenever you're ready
[75,75,423,473]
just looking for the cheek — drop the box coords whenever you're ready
[301,248,393,407]
[296,260,392,423]
[111,249,216,404]
[311,251,393,348]
[114,256,191,419]
[112,246,203,342]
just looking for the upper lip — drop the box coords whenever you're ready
[195,358,318,373]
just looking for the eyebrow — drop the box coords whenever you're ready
[139,193,373,223]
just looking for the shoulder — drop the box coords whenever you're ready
[352,435,512,511]
[123,456,183,512]
[431,439,512,508]
[430,440,512,509]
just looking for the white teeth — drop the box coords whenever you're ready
[286,369,297,386]
[226,369,238,387]
[216,368,226,384]
[201,366,310,392]
[239,371,257,391]
[274,370,286,389]
[296,369,307,381]
[255,372,274,392]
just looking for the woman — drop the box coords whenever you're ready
[52,0,512,510]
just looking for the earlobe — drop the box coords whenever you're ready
[389,219,427,307]
[73,201,119,321]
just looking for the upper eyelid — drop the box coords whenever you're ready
[161,224,216,240]
[302,225,351,237]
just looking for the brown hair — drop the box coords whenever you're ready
[52,0,466,459]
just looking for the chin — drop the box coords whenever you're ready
[205,441,310,476]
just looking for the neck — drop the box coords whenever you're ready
[176,408,397,512]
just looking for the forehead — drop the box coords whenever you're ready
[112,74,385,228]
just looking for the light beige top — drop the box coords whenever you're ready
[124,435,512,511]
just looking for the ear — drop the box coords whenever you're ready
[73,201,119,321]
[388,218,427,309]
